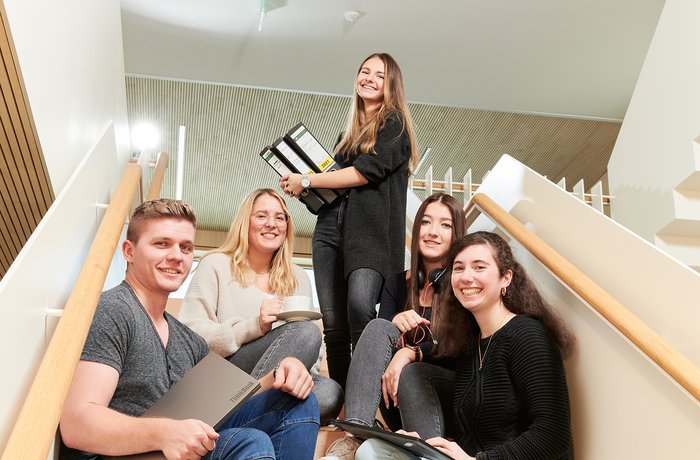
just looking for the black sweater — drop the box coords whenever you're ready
[454,315,572,460]
[336,112,410,279]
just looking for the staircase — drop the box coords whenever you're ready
[655,135,700,271]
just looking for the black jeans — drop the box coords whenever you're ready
[312,199,384,390]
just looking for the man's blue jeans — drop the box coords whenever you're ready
[206,389,320,460]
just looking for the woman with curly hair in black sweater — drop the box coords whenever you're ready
[355,231,575,460]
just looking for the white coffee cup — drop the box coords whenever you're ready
[283,295,312,312]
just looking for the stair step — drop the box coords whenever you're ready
[658,218,700,237]
[672,189,700,217]
[676,135,700,189]
[656,190,700,237]
[654,234,700,271]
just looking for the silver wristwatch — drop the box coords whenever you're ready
[300,173,311,189]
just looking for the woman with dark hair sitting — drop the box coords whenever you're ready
[321,192,466,458]
[355,231,575,460]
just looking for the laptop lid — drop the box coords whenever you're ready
[106,351,260,459]
[331,419,455,460]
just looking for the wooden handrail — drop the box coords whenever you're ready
[146,152,169,201]
[1,163,141,460]
[468,192,700,401]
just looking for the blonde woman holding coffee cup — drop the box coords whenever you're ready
[180,188,343,419]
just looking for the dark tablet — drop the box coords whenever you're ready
[330,419,454,460]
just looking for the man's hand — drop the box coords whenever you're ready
[160,419,218,460]
[271,356,314,399]
[60,361,218,458]
[259,298,283,334]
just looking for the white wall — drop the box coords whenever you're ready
[608,0,700,241]
[0,0,129,452]
[3,0,130,195]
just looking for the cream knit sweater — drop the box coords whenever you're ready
[179,252,312,357]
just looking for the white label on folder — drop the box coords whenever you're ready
[275,140,337,203]
[290,125,335,172]
[275,140,315,175]
[263,150,292,175]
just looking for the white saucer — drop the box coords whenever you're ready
[278,310,323,322]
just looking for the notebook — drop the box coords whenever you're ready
[106,352,260,459]
[330,419,455,460]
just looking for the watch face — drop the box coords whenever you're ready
[301,178,310,188]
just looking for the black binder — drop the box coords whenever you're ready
[270,137,339,205]
[284,122,348,197]
[259,146,326,214]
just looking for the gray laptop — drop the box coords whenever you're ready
[107,351,260,459]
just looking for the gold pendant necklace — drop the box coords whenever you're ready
[478,312,510,371]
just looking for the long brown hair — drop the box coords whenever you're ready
[405,193,466,313]
[432,232,575,359]
[204,188,297,296]
[334,52,418,173]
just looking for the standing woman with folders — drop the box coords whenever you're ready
[281,52,418,390]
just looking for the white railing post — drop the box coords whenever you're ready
[425,165,433,196]
[590,181,605,212]
[464,169,473,205]
[444,167,453,196]
[573,179,586,203]
[557,177,567,191]
[407,162,611,213]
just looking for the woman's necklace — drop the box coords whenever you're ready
[477,311,511,371]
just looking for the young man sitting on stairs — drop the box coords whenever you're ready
[59,198,320,460]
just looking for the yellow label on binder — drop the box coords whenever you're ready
[319,157,333,171]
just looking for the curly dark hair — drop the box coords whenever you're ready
[431,231,575,359]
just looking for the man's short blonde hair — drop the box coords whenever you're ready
[126,199,196,243]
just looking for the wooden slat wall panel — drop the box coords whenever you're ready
[126,75,620,239]
[0,2,54,280]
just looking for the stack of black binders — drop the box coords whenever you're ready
[260,122,347,214]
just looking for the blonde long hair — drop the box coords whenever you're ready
[207,188,297,296]
[335,52,418,173]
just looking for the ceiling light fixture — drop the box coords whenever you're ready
[131,122,159,153]
[176,125,186,200]
[415,147,433,173]
[343,10,364,23]
[257,0,267,32]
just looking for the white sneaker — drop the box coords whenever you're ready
[318,436,361,460]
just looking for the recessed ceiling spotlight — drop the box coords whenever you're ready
[131,122,159,152]
[343,10,364,23]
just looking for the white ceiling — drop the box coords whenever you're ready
[118,0,666,240]
[120,0,666,120]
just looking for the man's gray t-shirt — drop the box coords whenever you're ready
[60,281,208,459]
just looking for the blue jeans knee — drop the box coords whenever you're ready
[206,427,275,460]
